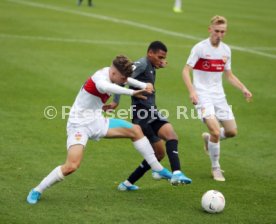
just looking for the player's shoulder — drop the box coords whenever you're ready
[134,57,148,67]
[195,39,209,48]
[220,42,231,53]
[191,39,209,53]
[133,57,148,72]
[92,67,109,81]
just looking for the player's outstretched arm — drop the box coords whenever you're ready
[133,89,149,100]
[126,78,154,93]
[97,80,151,101]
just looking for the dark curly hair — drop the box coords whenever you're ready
[112,55,133,77]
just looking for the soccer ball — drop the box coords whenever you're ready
[201,190,225,213]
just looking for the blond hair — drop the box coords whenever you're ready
[210,15,227,26]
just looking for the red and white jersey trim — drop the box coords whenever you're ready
[193,58,226,72]
[186,38,231,98]
[83,77,110,103]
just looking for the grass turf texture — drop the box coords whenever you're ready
[0,0,275,223]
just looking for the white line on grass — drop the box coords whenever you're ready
[246,47,276,51]
[7,0,276,59]
[0,34,147,46]
[0,33,193,49]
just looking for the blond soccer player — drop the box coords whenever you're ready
[182,16,252,181]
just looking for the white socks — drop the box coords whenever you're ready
[208,141,220,168]
[207,127,228,168]
[133,136,163,171]
[174,0,182,8]
[34,166,64,193]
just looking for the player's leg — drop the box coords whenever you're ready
[105,119,171,178]
[27,144,84,204]
[111,118,153,191]
[216,98,237,140]
[156,122,192,185]
[125,119,167,183]
[127,139,165,183]
[27,126,89,204]
[118,139,165,191]
[150,140,168,179]
[61,144,84,175]
[204,116,225,181]
[203,119,236,153]
[128,139,165,184]
[157,123,180,171]
[220,120,237,139]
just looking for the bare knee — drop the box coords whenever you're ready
[62,162,81,176]
[165,132,178,141]
[158,124,178,141]
[130,124,143,140]
[210,130,220,142]
[225,129,237,138]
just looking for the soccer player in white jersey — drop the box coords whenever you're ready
[182,16,252,181]
[27,55,172,204]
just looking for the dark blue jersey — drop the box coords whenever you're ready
[130,57,156,109]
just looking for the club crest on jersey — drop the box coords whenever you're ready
[75,132,82,141]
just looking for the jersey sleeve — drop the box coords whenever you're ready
[132,60,147,79]
[126,77,147,89]
[112,78,146,103]
[186,44,200,68]
[224,46,231,71]
[96,80,134,96]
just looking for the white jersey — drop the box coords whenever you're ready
[186,38,231,99]
[68,67,147,126]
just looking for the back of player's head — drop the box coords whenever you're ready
[112,55,133,77]
[147,41,167,53]
[210,15,227,26]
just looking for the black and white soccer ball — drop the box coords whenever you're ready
[201,190,225,213]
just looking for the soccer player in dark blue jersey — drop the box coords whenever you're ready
[105,41,192,190]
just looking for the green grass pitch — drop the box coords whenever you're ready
[0,0,275,223]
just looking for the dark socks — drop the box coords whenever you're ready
[127,160,151,184]
[166,139,181,171]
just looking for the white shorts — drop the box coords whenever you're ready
[66,117,109,150]
[195,97,235,121]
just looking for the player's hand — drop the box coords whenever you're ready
[102,102,118,111]
[242,88,253,102]
[145,83,154,94]
[133,89,149,100]
[190,91,198,105]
